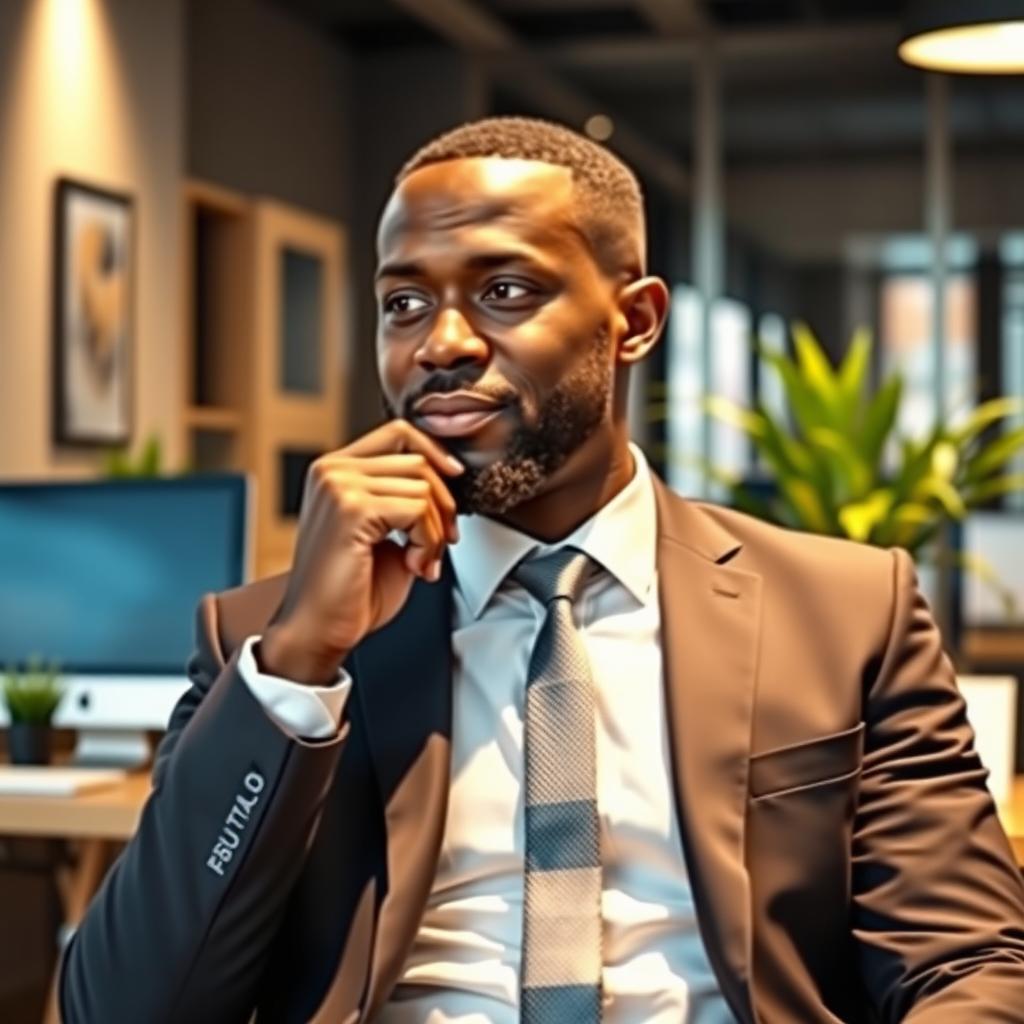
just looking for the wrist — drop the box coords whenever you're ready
[256,625,348,687]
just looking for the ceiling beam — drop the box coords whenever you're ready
[544,21,900,71]
[391,0,507,49]
[633,0,707,36]
[391,0,690,197]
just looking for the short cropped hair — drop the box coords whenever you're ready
[397,116,646,276]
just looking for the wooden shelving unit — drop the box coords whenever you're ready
[180,179,346,579]
[183,406,243,431]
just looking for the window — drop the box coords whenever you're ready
[666,285,703,497]
[711,298,753,498]
[1002,234,1024,512]
[755,312,787,474]
[879,270,976,467]
[666,285,753,499]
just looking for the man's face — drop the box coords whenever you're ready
[375,157,622,515]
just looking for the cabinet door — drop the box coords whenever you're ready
[253,201,346,578]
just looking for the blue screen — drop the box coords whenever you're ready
[0,475,247,674]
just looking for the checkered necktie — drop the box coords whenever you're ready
[512,547,603,1022]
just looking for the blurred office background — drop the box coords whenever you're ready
[1,0,1024,1019]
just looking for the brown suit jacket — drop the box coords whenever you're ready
[61,476,1024,1023]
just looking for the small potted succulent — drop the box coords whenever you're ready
[3,657,64,765]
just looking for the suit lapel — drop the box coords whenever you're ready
[653,477,762,1024]
[353,557,455,1018]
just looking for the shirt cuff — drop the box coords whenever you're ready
[237,634,351,740]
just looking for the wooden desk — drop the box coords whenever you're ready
[0,772,152,1024]
[0,772,151,841]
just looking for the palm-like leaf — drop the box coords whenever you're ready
[652,324,1024,621]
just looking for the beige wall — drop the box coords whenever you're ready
[186,0,352,223]
[0,0,184,479]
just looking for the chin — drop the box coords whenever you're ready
[449,454,548,516]
[448,443,505,470]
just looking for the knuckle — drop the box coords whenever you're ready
[332,485,361,516]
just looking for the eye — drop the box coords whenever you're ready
[482,280,535,303]
[383,292,431,317]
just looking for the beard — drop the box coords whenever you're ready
[387,332,613,516]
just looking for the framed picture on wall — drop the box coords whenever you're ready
[52,177,135,446]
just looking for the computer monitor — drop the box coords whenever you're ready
[0,474,251,764]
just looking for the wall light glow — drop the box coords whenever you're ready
[49,0,93,88]
[899,20,1024,73]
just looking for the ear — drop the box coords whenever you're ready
[614,276,669,365]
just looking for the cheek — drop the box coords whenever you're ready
[510,296,609,385]
[377,340,410,404]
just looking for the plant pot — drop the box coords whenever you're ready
[8,722,53,766]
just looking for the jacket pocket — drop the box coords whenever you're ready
[749,721,865,800]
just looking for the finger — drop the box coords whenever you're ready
[377,489,444,573]
[329,455,459,542]
[361,476,431,499]
[392,459,458,544]
[361,476,450,552]
[373,496,444,578]
[404,498,445,578]
[344,419,464,478]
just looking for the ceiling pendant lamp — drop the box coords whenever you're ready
[899,0,1024,73]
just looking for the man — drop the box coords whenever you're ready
[61,117,1024,1023]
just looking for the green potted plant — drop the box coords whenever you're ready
[3,657,64,765]
[101,433,164,478]
[650,324,1024,630]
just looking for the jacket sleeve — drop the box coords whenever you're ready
[59,592,349,1024]
[854,546,1024,1022]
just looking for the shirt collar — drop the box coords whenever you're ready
[449,442,657,620]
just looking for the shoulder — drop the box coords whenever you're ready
[667,495,915,689]
[666,491,901,598]
[702,498,892,562]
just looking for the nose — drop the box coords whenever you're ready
[414,307,489,372]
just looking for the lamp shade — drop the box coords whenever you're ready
[899,0,1024,73]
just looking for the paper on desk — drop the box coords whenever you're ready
[0,765,127,796]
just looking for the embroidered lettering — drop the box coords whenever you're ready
[206,769,266,877]
[236,792,258,815]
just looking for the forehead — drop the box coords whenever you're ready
[377,157,586,265]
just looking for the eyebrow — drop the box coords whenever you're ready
[375,249,555,282]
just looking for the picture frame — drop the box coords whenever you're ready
[52,177,135,446]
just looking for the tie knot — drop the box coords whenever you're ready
[512,547,594,606]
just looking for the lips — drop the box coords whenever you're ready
[415,406,505,438]
[413,391,504,416]
[412,390,508,438]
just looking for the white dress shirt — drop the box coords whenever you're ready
[238,443,733,1023]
